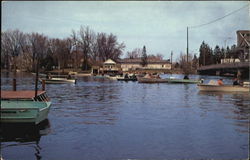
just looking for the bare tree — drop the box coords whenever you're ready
[178,52,193,75]
[1,30,26,73]
[48,38,70,72]
[28,33,49,71]
[70,29,80,70]
[96,32,125,61]
[78,26,95,70]
[1,32,11,69]
[126,48,142,59]
[2,27,126,72]
[147,53,164,60]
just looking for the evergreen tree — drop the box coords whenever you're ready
[225,46,230,58]
[199,41,214,66]
[213,45,221,64]
[192,54,198,70]
[199,41,208,66]
[141,45,148,67]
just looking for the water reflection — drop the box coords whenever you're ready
[49,76,121,125]
[198,91,250,133]
[0,119,51,160]
[1,72,249,159]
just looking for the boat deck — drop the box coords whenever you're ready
[1,91,46,99]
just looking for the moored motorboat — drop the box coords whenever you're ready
[167,78,201,83]
[117,77,137,81]
[137,77,201,84]
[39,77,76,84]
[1,91,52,124]
[197,84,250,92]
[137,77,168,83]
[104,75,122,80]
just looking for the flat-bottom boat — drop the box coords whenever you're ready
[137,77,201,84]
[39,77,76,84]
[104,75,122,80]
[167,78,201,83]
[1,91,52,124]
[117,77,137,81]
[197,84,250,92]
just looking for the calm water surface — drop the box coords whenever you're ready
[1,72,249,160]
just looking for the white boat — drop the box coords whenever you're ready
[39,77,76,84]
[197,84,250,92]
[104,75,122,80]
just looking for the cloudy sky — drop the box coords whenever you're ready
[2,1,249,60]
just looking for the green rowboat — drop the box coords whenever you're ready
[1,91,51,124]
[167,78,201,83]
[137,77,201,84]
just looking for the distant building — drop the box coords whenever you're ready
[237,30,250,48]
[221,58,240,64]
[118,58,171,71]
[100,59,122,75]
[91,58,172,74]
[221,30,249,64]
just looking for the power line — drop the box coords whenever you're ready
[189,4,249,29]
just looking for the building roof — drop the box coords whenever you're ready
[117,58,170,64]
[237,30,250,33]
[1,91,46,99]
[104,59,116,64]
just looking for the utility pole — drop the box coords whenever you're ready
[187,27,189,63]
[171,51,173,70]
[75,46,77,72]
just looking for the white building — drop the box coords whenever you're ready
[118,58,171,71]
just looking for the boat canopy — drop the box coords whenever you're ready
[1,91,46,100]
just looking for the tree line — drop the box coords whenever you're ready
[1,26,125,72]
[2,28,245,74]
[125,47,164,60]
[198,41,246,66]
[175,40,246,74]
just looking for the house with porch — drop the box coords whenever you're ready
[91,58,171,74]
[117,58,171,71]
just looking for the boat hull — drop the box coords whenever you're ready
[117,77,137,81]
[40,78,76,84]
[1,101,51,124]
[167,79,201,83]
[138,77,200,83]
[137,77,168,83]
[197,84,250,92]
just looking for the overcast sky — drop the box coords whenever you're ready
[2,1,250,60]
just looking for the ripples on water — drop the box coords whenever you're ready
[1,72,249,160]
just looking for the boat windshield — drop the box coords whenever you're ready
[33,93,50,102]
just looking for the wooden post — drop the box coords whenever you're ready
[13,78,16,91]
[35,59,39,97]
[42,80,46,91]
[237,70,242,80]
[216,70,221,76]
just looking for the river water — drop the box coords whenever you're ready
[1,72,249,160]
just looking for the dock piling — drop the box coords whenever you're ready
[13,78,16,91]
[42,80,46,91]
